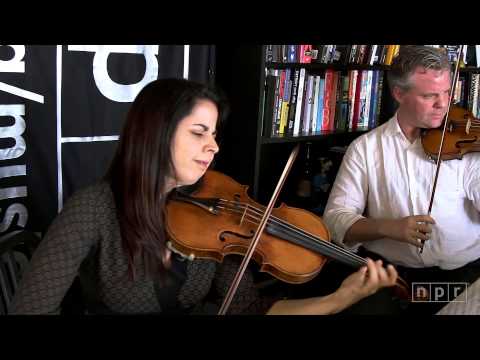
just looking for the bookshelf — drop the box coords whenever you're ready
[254,45,396,209]
[214,45,480,213]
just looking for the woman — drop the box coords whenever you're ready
[11,78,397,315]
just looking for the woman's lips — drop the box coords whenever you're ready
[195,160,210,169]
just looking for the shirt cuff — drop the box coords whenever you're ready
[330,214,365,252]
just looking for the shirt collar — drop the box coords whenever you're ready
[386,112,420,147]
[385,112,404,137]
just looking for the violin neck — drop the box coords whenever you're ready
[266,224,365,269]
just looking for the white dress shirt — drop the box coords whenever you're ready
[323,114,480,270]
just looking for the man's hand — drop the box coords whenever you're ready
[379,215,435,248]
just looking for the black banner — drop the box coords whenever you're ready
[0,45,214,236]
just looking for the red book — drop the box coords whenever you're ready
[322,69,334,131]
[329,71,339,130]
[303,45,312,63]
[351,70,363,130]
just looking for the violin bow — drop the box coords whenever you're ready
[218,144,300,315]
[420,45,465,254]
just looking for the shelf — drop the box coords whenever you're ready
[261,128,370,144]
[266,62,480,73]
[266,62,391,71]
[459,67,480,73]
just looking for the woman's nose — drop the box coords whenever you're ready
[207,136,219,154]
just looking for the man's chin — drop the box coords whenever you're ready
[425,120,444,129]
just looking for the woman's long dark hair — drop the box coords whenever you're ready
[106,78,228,280]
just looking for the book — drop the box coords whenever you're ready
[351,70,363,130]
[279,68,292,134]
[385,45,396,65]
[311,75,321,133]
[348,70,358,129]
[274,69,285,135]
[368,70,379,129]
[375,71,385,127]
[316,76,325,132]
[302,75,314,134]
[287,69,300,134]
[328,71,339,130]
[293,68,306,136]
[263,73,277,136]
[339,74,350,131]
[322,69,334,131]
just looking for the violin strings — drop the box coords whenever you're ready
[215,202,402,286]
[453,124,480,128]
[220,200,367,266]
[216,199,367,266]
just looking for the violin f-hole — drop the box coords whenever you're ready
[219,230,255,242]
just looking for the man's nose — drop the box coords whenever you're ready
[435,94,449,108]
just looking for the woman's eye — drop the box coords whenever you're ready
[192,132,203,137]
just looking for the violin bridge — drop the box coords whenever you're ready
[466,118,471,135]
[239,204,249,226]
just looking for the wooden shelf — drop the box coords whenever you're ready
[267,62,480,73]
[262,128,370,144]
[459,67,480,73]
[266,62,390,72]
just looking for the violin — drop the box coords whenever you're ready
[418,46,469,254]
[422,105,480,161]
[165,170,410,299]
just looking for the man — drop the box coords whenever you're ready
[323,45,480,314]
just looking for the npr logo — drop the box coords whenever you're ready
[412,282,468,303]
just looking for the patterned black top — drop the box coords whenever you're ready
[10,182,274,315]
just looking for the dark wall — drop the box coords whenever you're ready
[213,45,263,191]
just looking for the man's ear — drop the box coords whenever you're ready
[392,86,404,104]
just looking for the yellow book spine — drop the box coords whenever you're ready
[279,101,289,134]
[393,45,400,57]
[385,45,396,65]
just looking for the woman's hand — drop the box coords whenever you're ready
[266,258,399,315]
[335,258,398,310]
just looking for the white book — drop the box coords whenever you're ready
[369,45,378,65]
[363,71,373,127]
[311,75,321,133]
[476,46,480,68]
[303,75,314,134]
[293,68,306,136]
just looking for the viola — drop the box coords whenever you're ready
[422,105,480,161]
[165,169,410,299]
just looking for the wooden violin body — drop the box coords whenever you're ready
[422,105,480,160]
[165,170,330,284]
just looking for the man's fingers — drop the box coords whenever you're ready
[416,224,432,234]
[412,230,430,241]
[413,215,436,225]
[407,235,424,248]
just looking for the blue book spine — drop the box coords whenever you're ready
[316,78,325,132]
[368,70,379,129]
